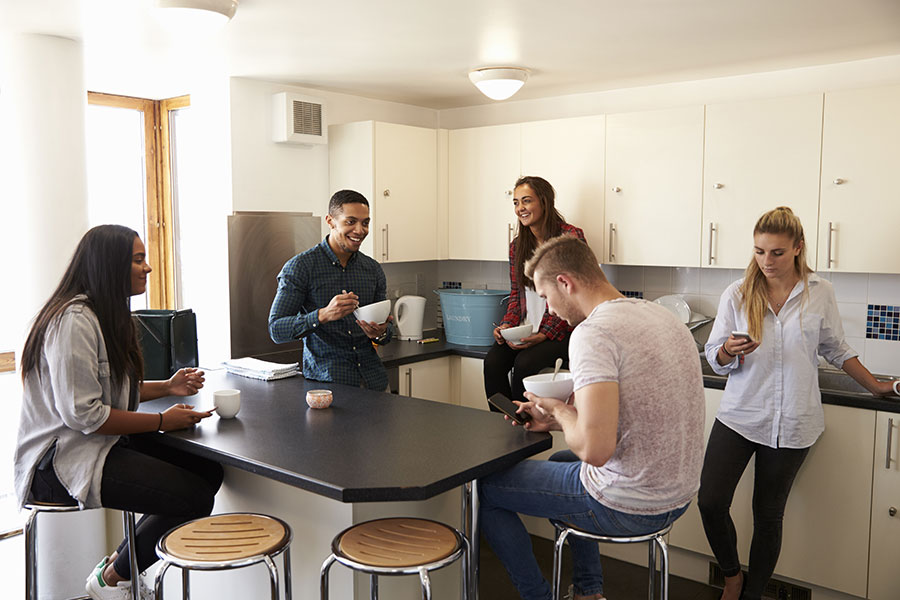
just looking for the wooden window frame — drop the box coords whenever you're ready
[86,92,189,309]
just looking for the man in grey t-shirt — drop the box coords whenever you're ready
[478,236,705,600]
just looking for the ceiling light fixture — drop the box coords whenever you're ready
[468,67,529,101]
[156,0,238,30]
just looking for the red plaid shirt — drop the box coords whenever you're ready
[500,223,586,341]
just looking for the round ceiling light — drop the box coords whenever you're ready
[468,67,529,101]
[157,0,238,30]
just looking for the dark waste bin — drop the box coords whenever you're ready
[133,309,199,380]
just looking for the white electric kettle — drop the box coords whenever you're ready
[393,295,426,340]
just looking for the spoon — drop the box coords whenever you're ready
[551,357,563,381]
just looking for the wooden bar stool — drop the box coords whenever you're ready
[320,517,469,600]
[551,522,672,600]
[24,501,140,600]
[153,513,292,600]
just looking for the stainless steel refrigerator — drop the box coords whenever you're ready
[227,211,322,362]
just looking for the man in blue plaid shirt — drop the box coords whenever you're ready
[268,190,393,390]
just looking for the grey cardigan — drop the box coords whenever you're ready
[14,299,133,509]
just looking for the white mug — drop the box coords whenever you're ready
[213,389,241,419]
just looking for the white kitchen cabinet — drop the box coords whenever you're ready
[520,116,606,253]
[776,404,874,597]
[671,391,875,597]
[868,412,900,599]
[669,388,754,557]
[448,124,520,260]
[702,95,823,269]
[453,356,488,411]
[329,121,438,262]
[604,106,704,266]
[398,357,453,405]
[819,84,900,273]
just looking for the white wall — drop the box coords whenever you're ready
[439,54,900,129]
[229,77,438,215]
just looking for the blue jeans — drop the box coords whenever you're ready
[479,459,689,600]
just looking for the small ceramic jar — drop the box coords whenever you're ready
[306,389,333,409]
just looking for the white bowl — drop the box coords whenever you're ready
[306,389,333,409]
[500,323,533,343]
[522,372,574,401]
[354,299,391,324]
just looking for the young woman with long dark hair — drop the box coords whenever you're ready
[700,207,897,600]
[483,176,586,407]
[14,225,223,600]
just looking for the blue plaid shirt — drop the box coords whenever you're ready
[268,236,392,390]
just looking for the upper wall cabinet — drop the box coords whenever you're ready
[520,116,606,256]
[605,106,704,266]
[702,95,823,269]
[448,124,521,260]
[819,85,900,274]
[329,121,438,263]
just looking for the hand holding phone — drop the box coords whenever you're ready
[731,330,752,341]
[488,393,531,425]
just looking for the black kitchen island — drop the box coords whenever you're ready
[137,370,551,599]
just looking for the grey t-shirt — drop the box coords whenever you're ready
[572,298,705,514]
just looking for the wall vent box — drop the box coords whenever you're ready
[272,92,327,145]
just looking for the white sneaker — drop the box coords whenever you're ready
[85,570,133,600]
[137,571,155,600]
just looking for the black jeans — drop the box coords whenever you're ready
[31,436,224,580]
[482,337,570,409]
[697,419,809,600]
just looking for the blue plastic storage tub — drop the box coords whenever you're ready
[435,289,509,346]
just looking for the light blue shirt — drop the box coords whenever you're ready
[705,274,857,449]
[14,299,134,509]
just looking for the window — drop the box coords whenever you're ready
[86,92,190,309]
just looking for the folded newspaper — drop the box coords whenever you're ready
[223,357,300,381]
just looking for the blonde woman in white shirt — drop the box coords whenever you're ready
[699,206,896,600]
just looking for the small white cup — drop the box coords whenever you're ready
[214,389,241,419]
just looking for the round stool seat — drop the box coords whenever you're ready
[336,517,459,568]
[161,513,290,563]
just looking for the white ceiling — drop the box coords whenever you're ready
[2,0,900,109]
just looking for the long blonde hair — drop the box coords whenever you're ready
[739,206,813,341]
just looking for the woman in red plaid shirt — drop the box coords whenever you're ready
[483,176,586,408]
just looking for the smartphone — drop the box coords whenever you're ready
[488,393,531,425]
[731,330,752,341]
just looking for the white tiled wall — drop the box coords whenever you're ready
[604,265,900,377]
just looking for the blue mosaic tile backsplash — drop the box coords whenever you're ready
[867,304,900,341]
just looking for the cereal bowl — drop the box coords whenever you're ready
[522,372,574,401]
[353,299,391,324]
[306,389,333,409]
[500,323,533,343]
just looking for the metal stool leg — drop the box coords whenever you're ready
[418,566,432,600]
[648,535,657,600]
[182,567,190,600]
[155,561,171,600]
[460,535,470,600]
[320,554,336,600]
[657,536,670,600]
[263,554,280,600]
[24,509,38,600]
[370,573,378,599]
[123,511,140,600]
[552,528,570,600]
[282,546,293,600]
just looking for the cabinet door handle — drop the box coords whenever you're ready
[508,223,514,246]
[611,186,621,193]
[887,418,895,470]
[833,178,845,185]
[708,222,717,266]
[608,223,616,262]
[713,183,724,189]
[826,222,835,269]
[405,367,412,397]
[383,189,391,197]
[382,224,389,261]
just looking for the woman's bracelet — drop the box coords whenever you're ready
[721,345,736,358]
[157,412,163,432]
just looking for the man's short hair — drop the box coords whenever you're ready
[524,235,606,286]
[329,190,369,216]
